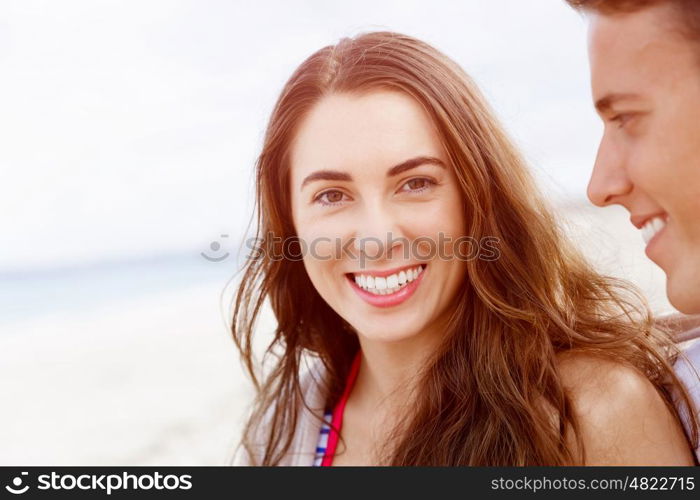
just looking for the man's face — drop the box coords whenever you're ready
[587,4,700,313]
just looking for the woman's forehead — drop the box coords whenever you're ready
[289,91,446,184]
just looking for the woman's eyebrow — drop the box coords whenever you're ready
[387,156,445,177]
[300,156,445,191]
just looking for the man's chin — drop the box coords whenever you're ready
[667,274,700,314]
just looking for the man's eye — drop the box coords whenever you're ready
[611,113,633,128]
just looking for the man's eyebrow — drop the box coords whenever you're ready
[300,156,446,191]
[594,93,642,114]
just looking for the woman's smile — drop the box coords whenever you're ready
[346,263,427,308]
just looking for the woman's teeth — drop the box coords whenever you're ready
[641,216,667,245]
[353,265,424,295]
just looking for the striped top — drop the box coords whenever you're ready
[313,351,362,466]
[313,409,333,466]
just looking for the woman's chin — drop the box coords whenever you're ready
[352,322,425,344]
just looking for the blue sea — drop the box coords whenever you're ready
[0,249,246,326]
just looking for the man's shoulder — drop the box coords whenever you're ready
[672,340,700,461]
[675,339,700,391]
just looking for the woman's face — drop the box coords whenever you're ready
[289,90,467,344]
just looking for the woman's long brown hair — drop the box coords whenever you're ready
[231,31,699,465]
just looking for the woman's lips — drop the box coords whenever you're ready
[346,264,426,308]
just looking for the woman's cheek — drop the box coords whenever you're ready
[306,235,336,262]
[403,212,448,257]
[297,223,343,263]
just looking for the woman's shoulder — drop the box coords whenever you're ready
[299,354,328,395]
[555,351,694,465]
[556,351,656,403]
[232,355,328,466]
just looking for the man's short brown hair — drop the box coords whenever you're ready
[565,0,700,45]
[566,0,662,14]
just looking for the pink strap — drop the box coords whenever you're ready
[321,351,361,466]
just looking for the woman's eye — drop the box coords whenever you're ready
[314,190,347,206]
[401,177,436,193]
[313,178,436,207]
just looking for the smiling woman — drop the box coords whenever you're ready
[290,91,467,345]
[231,31,699,466]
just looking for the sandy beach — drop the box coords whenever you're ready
[0,202,679,465]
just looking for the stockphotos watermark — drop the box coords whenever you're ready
[4,471,192,495]
[201,232,501,267]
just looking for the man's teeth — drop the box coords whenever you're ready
[353,265,424,295]
[641,216,667,245]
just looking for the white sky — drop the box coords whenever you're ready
[0,0,600,271]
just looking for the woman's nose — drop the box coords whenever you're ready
[351,206,406,264]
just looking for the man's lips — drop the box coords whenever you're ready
[630,212,668,230]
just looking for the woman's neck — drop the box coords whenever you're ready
[351,329,440,415]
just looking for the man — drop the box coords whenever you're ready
[564,0,700,461]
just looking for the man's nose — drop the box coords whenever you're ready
[587,138,632,207]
